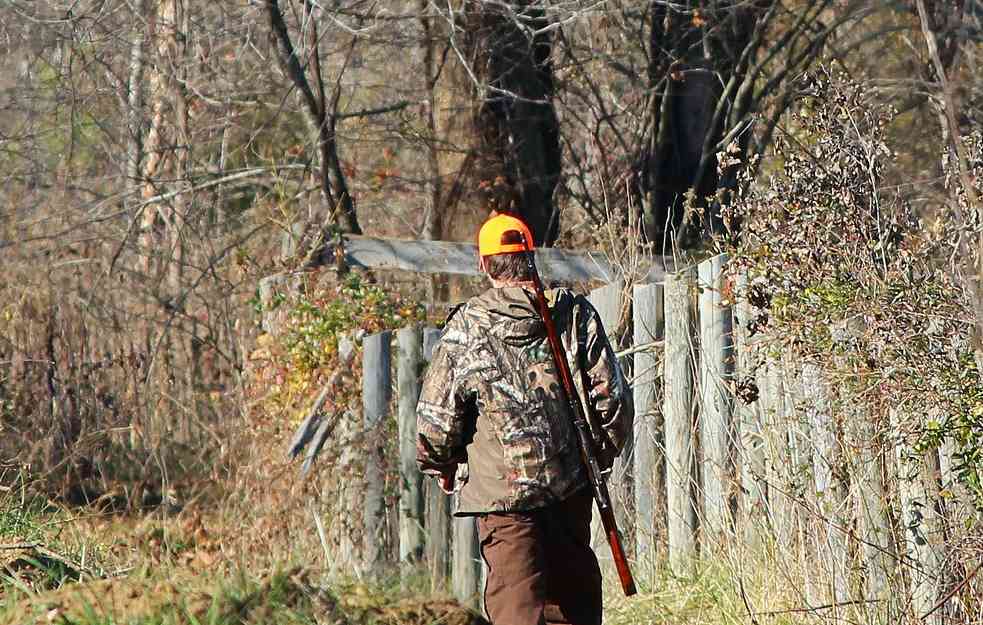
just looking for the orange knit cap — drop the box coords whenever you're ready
[477,214,535,257]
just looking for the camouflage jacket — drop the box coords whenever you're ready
[416,286,633,514]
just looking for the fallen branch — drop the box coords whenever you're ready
[0,542,40,550]
[287,336,359,476]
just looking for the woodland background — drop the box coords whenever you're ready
[1,0,982,623]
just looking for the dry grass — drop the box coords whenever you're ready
[0,490,486,625]
[604,548,807,625]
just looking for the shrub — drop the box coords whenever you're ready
[230,270,426,571]
[725,71,983,507]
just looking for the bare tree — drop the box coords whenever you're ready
[558,0,878,253]
[0,0,301,500]
[265,0,362,253]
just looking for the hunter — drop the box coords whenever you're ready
[416,213,633,625]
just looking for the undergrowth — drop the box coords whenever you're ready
[724,72,983,507]
[224,270,427,574]
[248,271,426,426]
[720,70,983,621]
[0,477,49,544]
[606,556,802,625]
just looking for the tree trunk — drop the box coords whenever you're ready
[419,2,445,305]
[265,0,362,249]
[638,0,784,251]
[125,0,146,216]
[139,0,173,280]
[436,0,562,246]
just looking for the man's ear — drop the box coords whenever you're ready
[478,255,487,273]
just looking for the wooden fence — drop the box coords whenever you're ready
[290,250,957,621]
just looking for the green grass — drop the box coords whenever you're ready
[0,478,51,543]
[0,477,121,590]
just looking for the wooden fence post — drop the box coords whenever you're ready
[757,356,792,546]
[894,409,945,625]
[589,280,635,544]
[732,274,766,546]
[854,409,894,610]
[452,510,482,610]
[697,255,734,547]
[633,282,664,571]
[780,362,805,598]
[422,328,451,592]
[801,362,849,608]
[362,331,392,576]
[664,268,698,571]
[333,334,358,575]
[397,327,425,568]
[589,281,632,558]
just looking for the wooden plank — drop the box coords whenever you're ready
[588,281,632,560]
[697,254,734,546]
[802,362,849,607]
[310,234,670,284]
[894,408,944,624]
[362,331,392,576]
[422,328,451,592]
[732,273,766,546]
[853,403,893,607]
[758,357,792,546]
[397,327,425,567]
[664,268,698,571]
[779,359,801,548]
[452,512,482,610]
[858,449,893,605]
[632,282,664,569]
[589,280,625,331]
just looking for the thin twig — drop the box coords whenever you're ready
[920,559,983,621]
[310,499,332,565]
[755,598,881,617]
[616,340,664,358]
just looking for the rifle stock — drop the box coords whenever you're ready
[520,239,637,597]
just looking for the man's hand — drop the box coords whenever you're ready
[439,470,455,494]
[437,461,469,494]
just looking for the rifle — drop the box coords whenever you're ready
[520,234,637,597]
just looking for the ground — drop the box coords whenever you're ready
[0,507,490,625]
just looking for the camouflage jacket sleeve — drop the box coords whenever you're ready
[415,311,477,476]
[574,295,633,469]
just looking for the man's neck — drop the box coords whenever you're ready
[489,278,535,290]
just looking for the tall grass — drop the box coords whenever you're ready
[605,548,808,625]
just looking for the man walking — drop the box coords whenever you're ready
[416,213,633,625]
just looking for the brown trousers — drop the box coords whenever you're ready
[477,488,602,625]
